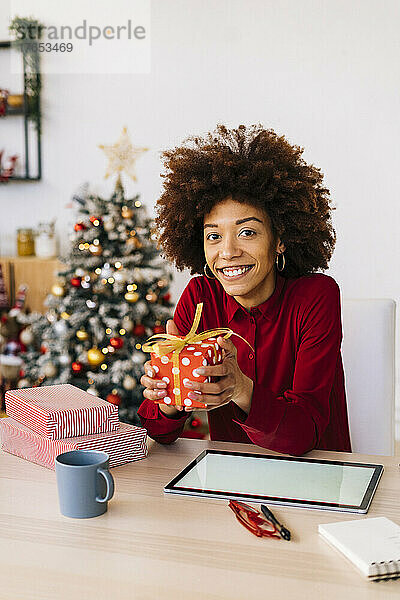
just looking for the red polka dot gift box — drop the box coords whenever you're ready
[148,339,223,408]
[142,303,252,409]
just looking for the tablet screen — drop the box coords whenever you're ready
[164,450,383,513]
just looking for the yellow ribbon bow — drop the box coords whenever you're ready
[142,303,253,406]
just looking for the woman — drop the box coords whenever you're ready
[138,124,351,456]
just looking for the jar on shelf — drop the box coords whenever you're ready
[17,228,35,256]
[34,221,57,258]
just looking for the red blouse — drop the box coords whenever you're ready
[138,273,352,456]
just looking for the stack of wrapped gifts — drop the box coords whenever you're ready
[0,383,147,469]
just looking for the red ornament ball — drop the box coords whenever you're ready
[191,418,201,429]
[70,277,81,288]
[109,337,124,349]
[71,361,83,373]
[40,344,48,354]
[106,392,121,405]
[152,324,165,334]
[89,216,102,225]
[74,223,86,232]
[162,293,171,303]
[133,323,146,337]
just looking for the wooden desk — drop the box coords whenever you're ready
[0,439,399,599]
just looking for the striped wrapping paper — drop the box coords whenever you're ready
[5,384,119,440]
[0,417,148,469]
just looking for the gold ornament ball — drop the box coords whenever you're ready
[87,347,104,366]
[51,282,65,297]
[76,329,89,341]
[89,243,103,256]
[121,205,134,219]
[125,291,139,303]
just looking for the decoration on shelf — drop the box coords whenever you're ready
[9,16,43,132]
[34,220,57,258]
[16,227,34,256]
[7,94,24,109]
[87,347,104,367]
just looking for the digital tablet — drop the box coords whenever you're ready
[164,449,384,513]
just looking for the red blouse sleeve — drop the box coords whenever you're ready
[234,279,343,455]
[137,279,201,444]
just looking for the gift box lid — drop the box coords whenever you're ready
[5,384,119,440]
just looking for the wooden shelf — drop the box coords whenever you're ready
[0,256,63,313]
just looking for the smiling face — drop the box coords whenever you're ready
[203,198,285,309]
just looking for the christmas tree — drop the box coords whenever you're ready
[20,129,173,424]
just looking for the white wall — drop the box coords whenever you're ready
[1,0,399,430]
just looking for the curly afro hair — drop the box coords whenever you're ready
[155,124,336,279]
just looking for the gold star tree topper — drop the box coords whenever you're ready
[99,127,148,182]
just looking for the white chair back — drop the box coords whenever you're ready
[341,299,396,456]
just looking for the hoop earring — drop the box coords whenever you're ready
[276,252,285,272]
[203,263,215,279]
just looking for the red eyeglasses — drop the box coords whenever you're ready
[228,500,280,539]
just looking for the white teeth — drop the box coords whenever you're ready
[221,266,251,277]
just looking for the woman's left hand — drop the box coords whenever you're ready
[183,336,254,413]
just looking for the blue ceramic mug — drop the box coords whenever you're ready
[55,450,114,518]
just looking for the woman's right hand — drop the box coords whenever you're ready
[140,319,184,416]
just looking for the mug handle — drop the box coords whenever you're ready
[96,467,115,503]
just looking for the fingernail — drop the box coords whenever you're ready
[157,390,166,397]
[195,368,205,375]
[156,382,167,388]
[148,369,154,378]
[188,391,200,400]
[184,381,193,388]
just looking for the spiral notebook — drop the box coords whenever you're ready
[319,517,400,581]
